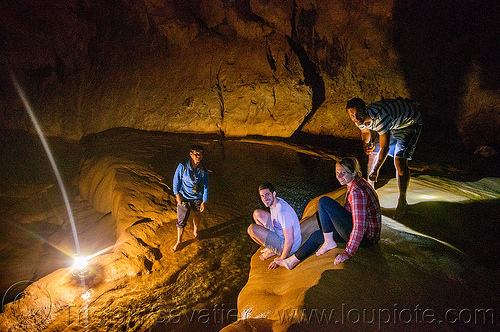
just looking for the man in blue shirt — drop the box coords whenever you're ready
[346,97,422,218]
[171,145,209,252]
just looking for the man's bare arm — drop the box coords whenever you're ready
[268,226,294,269]
[369,131,390,182]
[360,128,373,154]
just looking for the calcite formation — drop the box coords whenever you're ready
[1,1,498,150]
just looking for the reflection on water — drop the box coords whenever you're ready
[148,136,344,244]
[154,138,343,287]
[194,140,340,220]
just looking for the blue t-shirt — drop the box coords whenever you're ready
[173,161,209,202]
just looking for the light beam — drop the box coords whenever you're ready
[10,71,81,254]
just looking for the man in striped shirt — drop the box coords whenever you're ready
[346,97,422,218]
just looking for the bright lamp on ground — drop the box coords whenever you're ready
[72,255,90,276]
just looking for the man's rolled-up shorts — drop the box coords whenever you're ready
[264,230,285,255]
[176,199,202,228]
[256,214,285,255]
[372,123,422,159]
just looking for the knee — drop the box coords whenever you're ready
[253,209,267,224]
[318,196,333,208]
[252,209,260,221]
[247,224,255,237]
[394,157,409,175]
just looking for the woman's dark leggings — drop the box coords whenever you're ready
[294,196,368,261]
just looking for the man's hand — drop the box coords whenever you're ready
[368,168,379,183]
[200,202,206,212]
[268,258,281,269]
[334,253,350,265]
[363,142,375,155]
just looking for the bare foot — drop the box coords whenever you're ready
[193,227,198,238]
[395,200,408,219]
[316,241,337,256]
[276,256,300,270]
[259,248,276,260]
[171,242,180,252]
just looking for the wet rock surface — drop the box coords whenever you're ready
[0,129,339,330]
[0,128,499,331]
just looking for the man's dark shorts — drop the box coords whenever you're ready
[177,199,202,228]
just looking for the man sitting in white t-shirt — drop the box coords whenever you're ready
[247,182,302,269]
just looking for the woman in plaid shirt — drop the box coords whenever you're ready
[276,157,381,269]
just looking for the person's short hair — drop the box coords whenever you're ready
[190,145,204,154]
[258,182,275,193]
[337,157,362,177]
[346,98,368,123]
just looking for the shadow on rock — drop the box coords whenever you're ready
[400,199,500,269]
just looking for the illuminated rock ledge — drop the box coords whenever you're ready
[224,177,500,331]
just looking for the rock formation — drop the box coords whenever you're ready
[224,176,500,331]
[1,0,499,150]
[1,0,500,330]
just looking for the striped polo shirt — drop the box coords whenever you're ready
[356,98,422,135]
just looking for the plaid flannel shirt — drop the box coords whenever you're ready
[343,176,381,257]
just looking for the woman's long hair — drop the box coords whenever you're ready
[337,157,362,177]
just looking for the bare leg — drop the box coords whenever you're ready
[192,211,200,238]
[276,255,301,270]
[253,209,271,227]
[367,152,378,188]
[316,232,337,256]
[171,227,184,252]
[394,157,410,218]
[249,210,277,259]
[247,223,267,246]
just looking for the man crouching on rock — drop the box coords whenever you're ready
[171,145,209,252]
[248,183,302,269]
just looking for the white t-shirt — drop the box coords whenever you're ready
[270,197,302,253]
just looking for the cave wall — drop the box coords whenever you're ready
[1,0,499,149]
